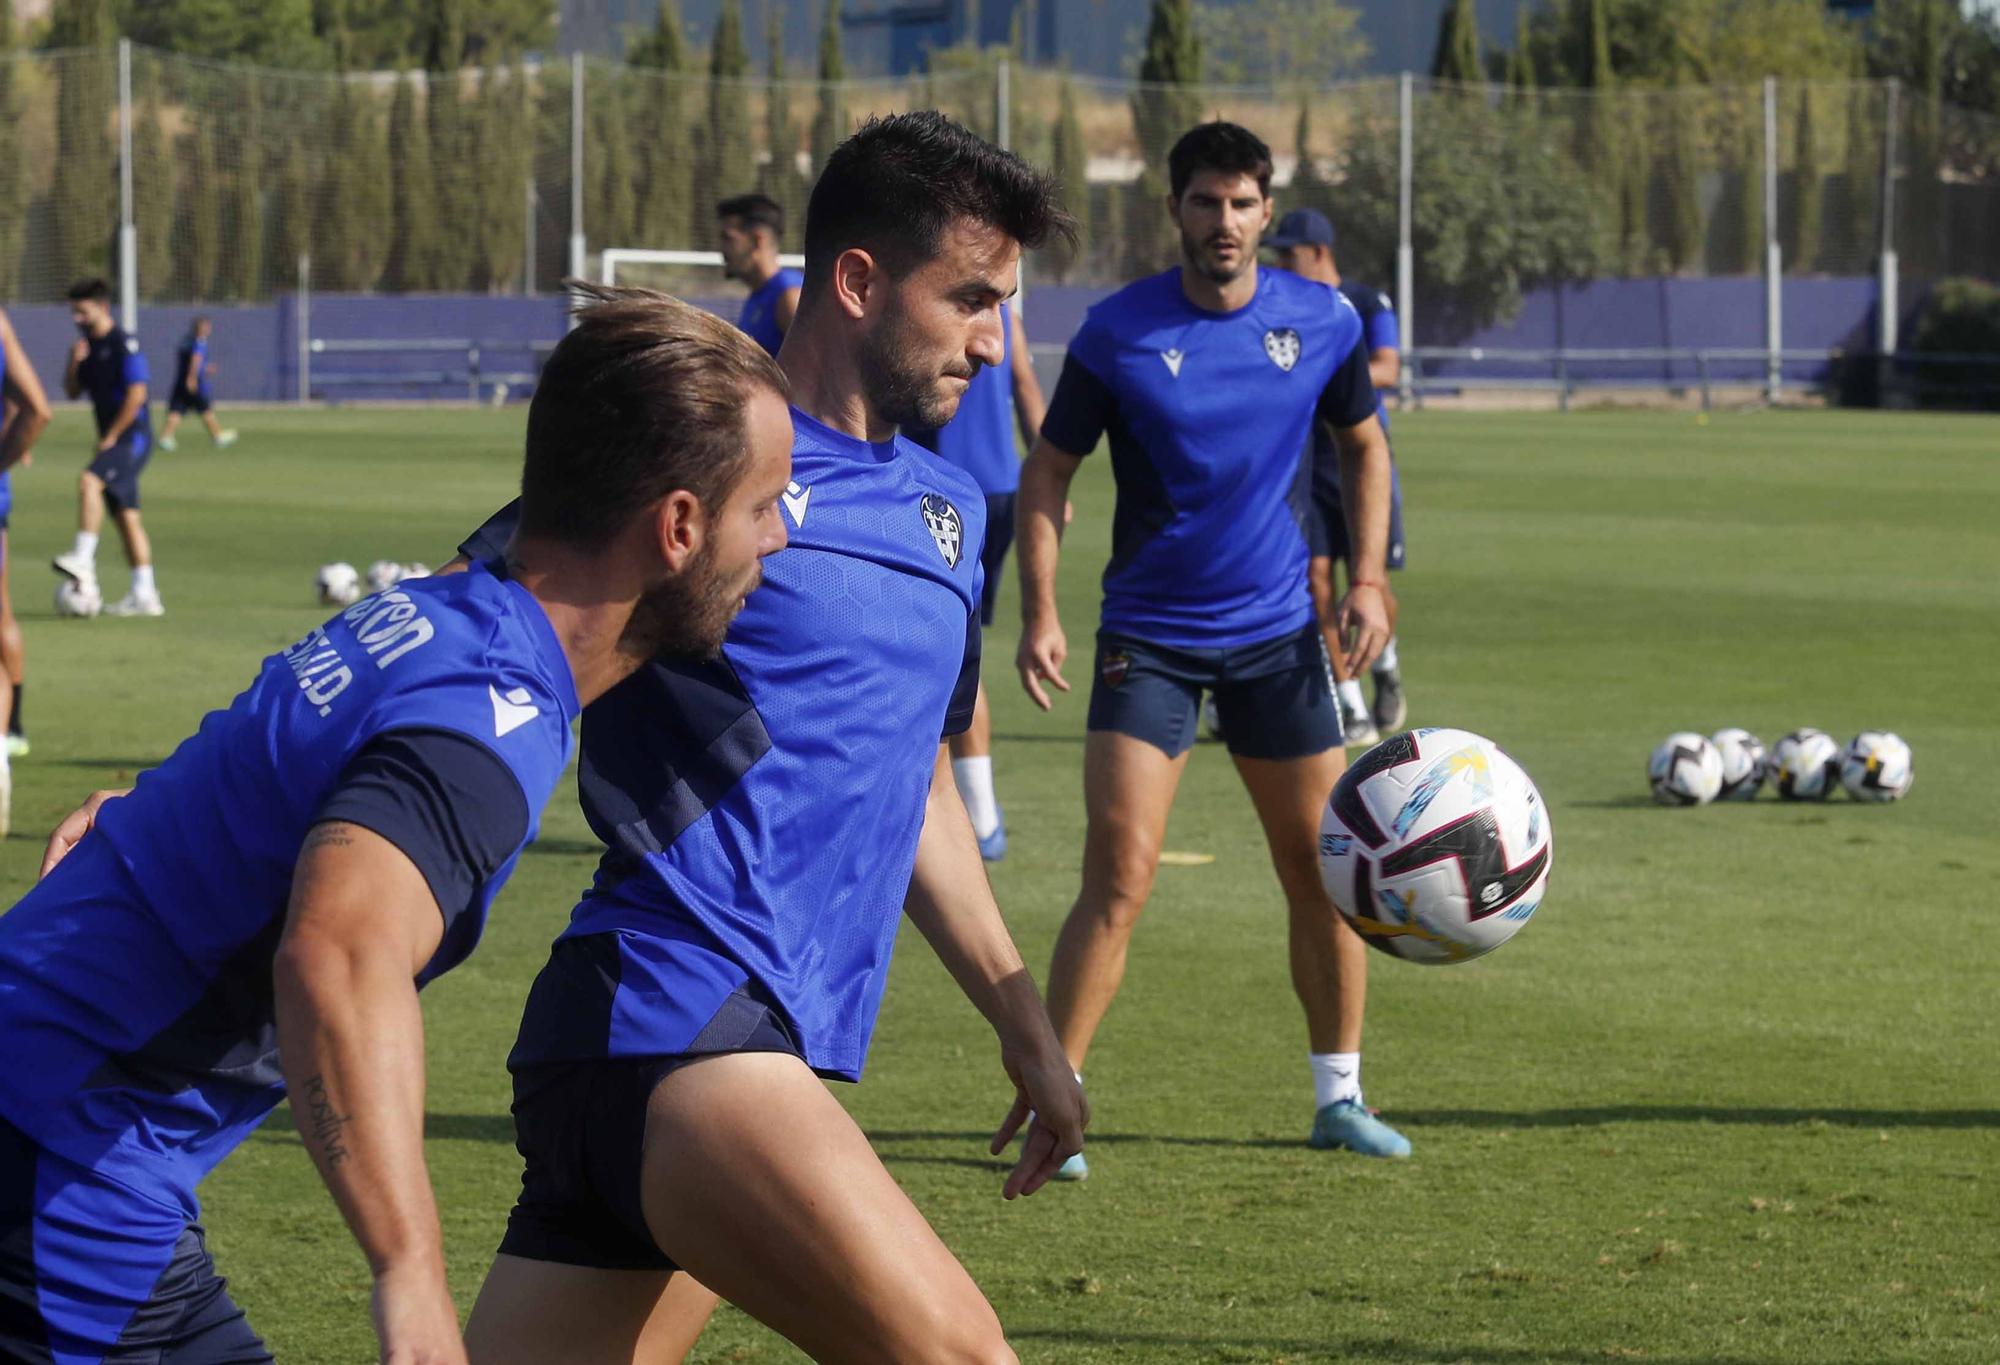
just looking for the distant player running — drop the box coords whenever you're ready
[0,306,54,832]
[5,290,794,1365]
[456,115,1084,1364]
[156,316,238,451]
[907,299,1046,859]
[1017,123,1411,1172]
[718,191,804,356]
[1267,207,1408,743]
[54,278,162,617]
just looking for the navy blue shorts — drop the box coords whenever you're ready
[498,984,806,1272]
[977,492,1015,627]
[1306,475,1406,571]
[1087,624,1343,760]
[0,1116,271,1364]
[167,390,210,415]
[87,432,151,513]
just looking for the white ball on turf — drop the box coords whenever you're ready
[400,562,430,581]
[1648,732,1723,806]
[365,559,403,592]
[1839,731,1913,802]
[53,580,102,619]
[1318,727,1553,965]
[1768,728,1840,801]
[1710,727,1766,801]
[316,561,362,607]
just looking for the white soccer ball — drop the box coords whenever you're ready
[1839,731,1913,803]
[1318,727,1553,965]
[53,580,102,619]
[1648,732,1723,806]
[1710,728,1767,801]
[316,561,362,607]
[1768,728,1841,801]
[399,562,430,581]
[365,559,403,592]
[1200,692,1223,741]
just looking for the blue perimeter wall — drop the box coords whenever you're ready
[6,276,1908,406]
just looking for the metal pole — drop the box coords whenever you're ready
[524,177,537,295]
[118,39,137,333]
[568,52,586,291]
[1763,75,1781,404]
[996,57,1010,152]
[1877,79,1900,357]
[296,254,311,405]
[1397,72,1415,409]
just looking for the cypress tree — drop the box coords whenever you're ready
[474,60,530,291]
[272,137,314,291]
[1431,0,1483,84]
[0,2,24,297]
[632,0,691,249]
[1048,74,1088,281]
[52,0,118,285]
[134,74,175,302]
[759,6,807,243]
[810,0,848,173]
[222,78,265,299]
[321,79,390,291]
[590,66,638,251]
[386,72,440,289]
[177,109,224,298]
[1786,84,1823,274]
[1128,0,1202,275]
[703,0,754,212]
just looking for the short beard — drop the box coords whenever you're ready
[1180,225,1249,285]
[619,546,759,662]
[857,307,974,431]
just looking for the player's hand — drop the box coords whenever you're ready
[95,434,114,452]
[1334,582,1391,676]
[990,1039,1087,1200]
[371,1260,468,1365]
[1016,615,1070,711]
[68,339,88,367]
[40,788,129,878]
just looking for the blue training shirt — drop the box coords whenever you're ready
[466,408,984,1083]
[1307,280,1401,510]
[737,268,803,357]
[78,325,152,438]
[907,300,1021,496]
[174,335,211,397]
[0,564,577,1206]
[1041,267,1377,650]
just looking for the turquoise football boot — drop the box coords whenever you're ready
[1309,1098,1411,1158]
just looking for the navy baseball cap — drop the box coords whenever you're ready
[1266,208,1335,249]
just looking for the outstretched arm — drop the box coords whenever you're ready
[1328,413,1392,675]
[1014,438,1083,710]
[0,312,53,473]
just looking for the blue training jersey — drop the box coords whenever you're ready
[477,408,984,1082]
[78,325,151,437]
[174,335,211,396]
[0,564,577,1205]
[1306,281,1401,510]
[737,268,803,357]
[1041,267,1377,650]
[907,301,1021,495]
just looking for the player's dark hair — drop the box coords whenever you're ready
[717,192,785,239]
[66,278,112,304]
[518,282,788,547]
[1167,122,1274,200]
[802,110,1074,287]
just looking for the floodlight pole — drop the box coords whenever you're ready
[568,51,586,312]
[296,254,311,405]
[1397,72,1414,410]
[118,38,137,333]
[1877,79,1900,357]
[1763,75,1781,404]
[524,176,537,295]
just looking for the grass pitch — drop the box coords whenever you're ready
[1,405,1995,1363]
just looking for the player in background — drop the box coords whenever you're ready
[907,300,1046,859]
[718,192,804,357]
[1266,208,1407,744]
[9,287,795,1365]
[156,316,238,451]
[53,278,162,618]
[1017,123,1411,1177]
[458,114,1084,1364]
[0,308,54,832]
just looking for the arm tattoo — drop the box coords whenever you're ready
[302,1073,353,1168]
[304,825,357,853]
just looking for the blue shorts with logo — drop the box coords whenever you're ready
[167,388,211,415]
[1087,624,1343,760]
[498,947,807,1272]
[87,431,151,513]
[0,1115,272,1364]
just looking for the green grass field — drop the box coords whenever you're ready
[2,405,1996,1363]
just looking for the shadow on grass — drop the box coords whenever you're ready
[39,756,165,772]
[990,731,1087,746]
[1006,1329,1843,1365]
[524,837,607,858]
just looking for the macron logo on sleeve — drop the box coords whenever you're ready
[490,684,540,738]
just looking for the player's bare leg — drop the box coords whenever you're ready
[466,1263,718,1365]
[76,469,105,538]
[158,411,182,444]
[949,682,1006,858]
[101,507,162,617]
[1044,730,1190,1073]
[202,411,225,442]
[112,507,152,570]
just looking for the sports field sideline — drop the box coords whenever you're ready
[1,406,1993,1363]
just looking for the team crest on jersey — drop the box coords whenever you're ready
[920,493,962,567]
[1263,328,1302,372]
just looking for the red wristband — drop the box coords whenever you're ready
[1348,578,1387,591]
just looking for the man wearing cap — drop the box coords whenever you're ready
[1267,207,1410,746]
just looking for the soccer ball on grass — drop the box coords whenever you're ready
[316,562,362,607]
[1768,728,1840,801]
[1839,731,1913,803]
[1648,732,1723,806]
[54,580,102,618]
[1710,728,1766,801]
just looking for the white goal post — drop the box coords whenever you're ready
[600,248,806,283]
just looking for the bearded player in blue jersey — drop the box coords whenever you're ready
[5,289,795,1365]
[454,115,1085,1364]
[718,192,804,357]
[907,299,1046,860]
[1017,122,1411,1172]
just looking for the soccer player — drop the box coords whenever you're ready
[1016,122,1410,1176]
[907,299,1046,859]
[3,288,796,1365]
[156,316,238,451]
[1267,207,1408,744]
[456,114,1085,1364]
[0,306,54,833]
[53,278,162,617]
[718,191,804,357]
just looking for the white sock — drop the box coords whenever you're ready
[1311,1052,1362,1109]
[1336,679,1367,714]
[72,531,98,562]
[132,565,156,597]
[951,756,1000,838]
[1374,637,1399,675]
